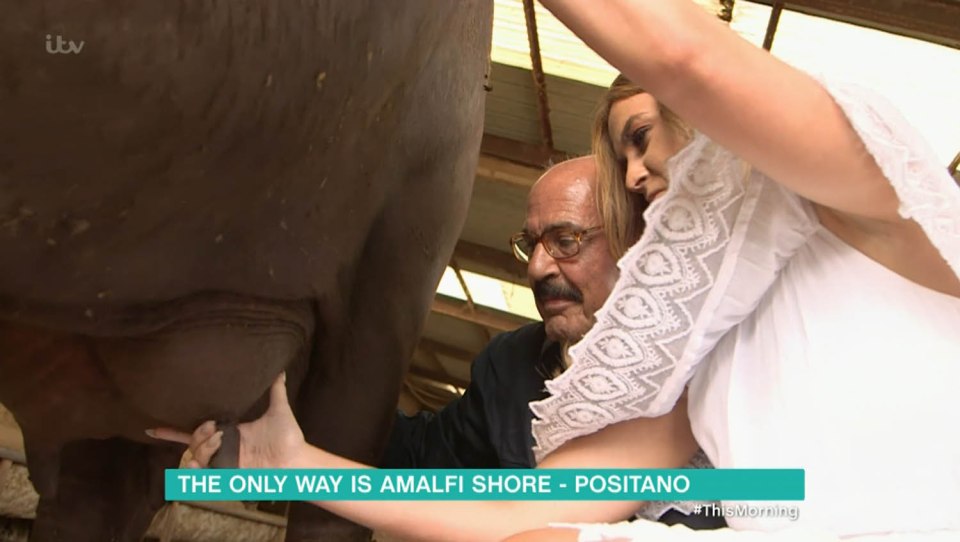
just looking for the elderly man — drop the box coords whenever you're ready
[380,155,720,528]
[381,155,616,470]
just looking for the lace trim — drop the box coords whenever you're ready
[530,135,755,460]
[636,450,717,520]
[817,75,960,279]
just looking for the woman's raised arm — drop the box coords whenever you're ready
[538,0,899,223]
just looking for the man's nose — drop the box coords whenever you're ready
[526,242,558,283]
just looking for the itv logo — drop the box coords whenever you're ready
[45,34,84,55]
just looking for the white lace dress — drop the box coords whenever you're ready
[529,77,960,540]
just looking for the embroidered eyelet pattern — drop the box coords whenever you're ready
[531,135,750,460]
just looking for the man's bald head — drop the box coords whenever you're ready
[521,156,619,344]
[529,155,598,199]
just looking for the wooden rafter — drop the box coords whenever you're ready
[452,241,527,286]
[449,259,478,311]
[431,294,535,333]
[407,366,471,390]
[475,153,542,190]
[480,134,566,169]
[449,258,494,343]
[419,337,477,365]
[751,0,960,49]
[522,0,555,151]
[764,2,785,50]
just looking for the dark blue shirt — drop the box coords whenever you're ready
[382,323,555,468]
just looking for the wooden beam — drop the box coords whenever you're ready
[407,366,471,390]
[476,153,543,190]
[419,337,477,364]
[752,0,960,49]
[453,240,528,286]
[522,0,555,151]
[412,337,474,388]
[431,294,535,333]
[763,2,785,50]
[480,134,568,169]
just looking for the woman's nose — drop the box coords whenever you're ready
[625,159,648,193]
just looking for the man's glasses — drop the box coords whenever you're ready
[509,226,603,263]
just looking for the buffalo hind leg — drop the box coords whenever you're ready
[286,152,476,542]
[28,438,181,542]
[285,1,489,537]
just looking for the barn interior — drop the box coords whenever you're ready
[1,1,958,541]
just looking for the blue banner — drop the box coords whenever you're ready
[164,468,804,501]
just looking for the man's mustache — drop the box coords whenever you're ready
[534,279,583,305]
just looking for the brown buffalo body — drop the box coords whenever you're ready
[0,2,493,540]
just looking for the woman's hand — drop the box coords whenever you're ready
[149,373,307,469]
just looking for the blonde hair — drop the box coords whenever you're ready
[950,150,960,185]
[592,74,690,258]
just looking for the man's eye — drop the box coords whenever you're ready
[555,234,577,248]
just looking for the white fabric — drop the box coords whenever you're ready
[551,520,960,542]
[688,225,960,534]
[530,75,960,540]
[819,75,960,278]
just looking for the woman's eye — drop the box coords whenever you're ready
[631,126,651,153]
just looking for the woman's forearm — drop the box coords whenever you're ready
[286,444,638,542]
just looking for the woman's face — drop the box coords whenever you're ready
[607,93,687,204]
